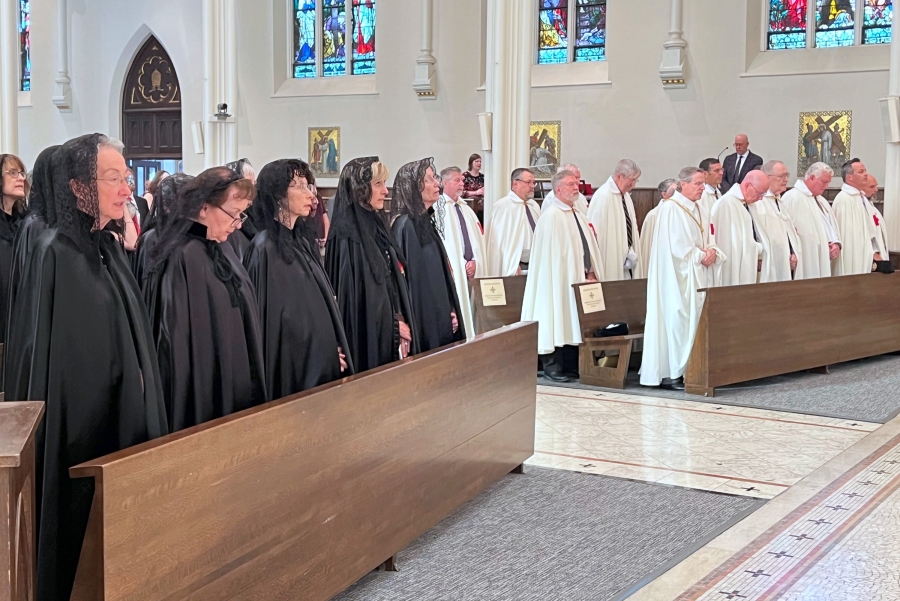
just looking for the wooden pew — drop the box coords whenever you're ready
[572,279,648,388]
[1,402,43,601]
[469,275,527,334]
[685,273,900,397]
[69,323,537,601]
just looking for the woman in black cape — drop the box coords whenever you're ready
[244,159,353,399]
[3,133,167,601]
[145,166,266,433]
[224,158,261,262]
[0,153,30,342]
[391,158,465,352]
[132,172,192,287]
[325,157,418,372]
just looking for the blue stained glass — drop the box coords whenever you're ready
[352,0,376,74]
[574,0,606,62]
[538,0,568,65]
[863,0,893,44]
[293,0,317,79]
[768,0,808,49]
[769,31,808,48]
[18,0,29,91]
[323,0,346,77]
[816,0,855,47]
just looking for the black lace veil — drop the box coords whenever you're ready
[27,145,60,226]
[390,157,443,242]
[142,172,193,233]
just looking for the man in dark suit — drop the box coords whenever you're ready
[720,134,763,193]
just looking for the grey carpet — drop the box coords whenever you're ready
[540,353,900,424]
[334,467,762,601]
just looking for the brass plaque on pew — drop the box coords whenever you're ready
[579,283,606,313]
[480,279,507,306]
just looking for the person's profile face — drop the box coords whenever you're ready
[512,173,535,200]
[421,167,441,206]
[369,179,388,210]
[95,147,131,223]
[205,186,250,242]
[682,174,706,201]
[286,175,315,219]
[557,176,580,203]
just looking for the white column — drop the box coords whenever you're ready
[202,0,238,169]
[483,0,534,223]
[52,0,72,111]
[659,0,687,89]
[412,0,436,99]
[884,14,900,250]
[0,0,19,153]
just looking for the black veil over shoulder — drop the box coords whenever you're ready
[142,172,193,233]
[328,156,395,284]
[390,157,443,242]
[27,145,61,226]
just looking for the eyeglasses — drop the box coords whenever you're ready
[514,178,536,187]
[97,175,130,187]
[289,182,317,194]
[214,204,249,226]
[3,169,26,180]
[774,173,791,180]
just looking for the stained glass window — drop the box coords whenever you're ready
[322,0,346,77]
[351,0,376,75]
[768,0,808,49]
[538,1,569,65]
[863,0,893,44]
[816,0,856,47]
[294,1,317,78]
[574,0,606,62]
[18,0,30,91]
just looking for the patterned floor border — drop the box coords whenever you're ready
[675,430,900,600]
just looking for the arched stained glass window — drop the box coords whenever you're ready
[18,0,30,91]
[537,0,606,65]
[293,0,375,79]
[767,0,891,49]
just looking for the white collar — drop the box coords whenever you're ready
[737,151,748,159]
[443,193,464,205]
[672,192,699,211]
[704,183,717,194]
[793,180,814,197]
[507,190,530,204]
[841,183,861,196]
[547,193,577,213]
[726,183,745,201]
[606,176,621,194]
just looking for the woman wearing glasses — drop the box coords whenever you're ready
[0,154,29,342]
[244,159,353,399]
[145,166,267,433]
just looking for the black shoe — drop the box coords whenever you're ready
[660,378,685,391]
[545,371,572,383]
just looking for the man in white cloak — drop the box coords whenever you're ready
[781,162,841,279]
[710,170,768,286]
[754,160,801,282]
[484,168,542,276]
[521,169,604,382]
[640,179,676,266]
[588,159,643,281]
[435,166,486,339]
[541,164,589,215]
[833,158,887,275]
[641,167,724,391]
[698,157,724,215]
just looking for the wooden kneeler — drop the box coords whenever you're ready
[578,332,643,389]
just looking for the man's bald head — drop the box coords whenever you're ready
[740,170,768,204]
[864,174,879,199]
[734,134,749,155]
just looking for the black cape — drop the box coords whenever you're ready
[145,222,267,432]
[392,214,466,352]
[132,227,159,289]
[135,194,150,225]
[5,224,167,601]
[325,220,419,373]
[226,218,258,263]
[0,206,26,342]
[244,226,354,399]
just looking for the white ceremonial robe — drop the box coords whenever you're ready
[436,194,486,340]
[587,177,644,281]
[545,190,588,216]
[833,184,888,275]
[699,184,721,216]
[641,192,723,385]
[639,203,663,275]
[709,184,763,286]
[781,180,841,279]
[521,195,605,355]
[484,191,542,277]
[751,192,802,283]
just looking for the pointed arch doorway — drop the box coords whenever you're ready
[122,36,182,197]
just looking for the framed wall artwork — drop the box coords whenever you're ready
[530,121,561,178]
[797,111,851,177]
[309,127,341,178]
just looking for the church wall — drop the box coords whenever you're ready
[15,0,891,190]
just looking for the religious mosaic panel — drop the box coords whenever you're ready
[530,121,561,178]
[309,127,341,178]
[797,110,852,177]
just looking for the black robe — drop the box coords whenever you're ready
[325,225,418,373]
[145,222,267,432]
[4,224,167,601]
[392,215,466,352]
[0,206,25,342]
[135,194,150,226]
[244,226,354,399]
[132,227,159,289]
[226,219,258,264]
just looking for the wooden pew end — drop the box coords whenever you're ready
[578,335,640,389]
[685,385,715,397]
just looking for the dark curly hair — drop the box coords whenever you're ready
[255,158,317,263]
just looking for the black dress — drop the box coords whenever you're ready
[0,205,26,342]
[145,221,267,432]
[392,214,465,352]
[5,216,167,601]
[244,224,354,399]
[325,209,418,373]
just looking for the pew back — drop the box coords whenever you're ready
[70,323,537,601]
[572,279,648,339]
[469,275,527,334]
[685,274,900,396]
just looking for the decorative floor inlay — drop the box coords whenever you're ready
[527,386,876,499]
[676,431,900,600]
